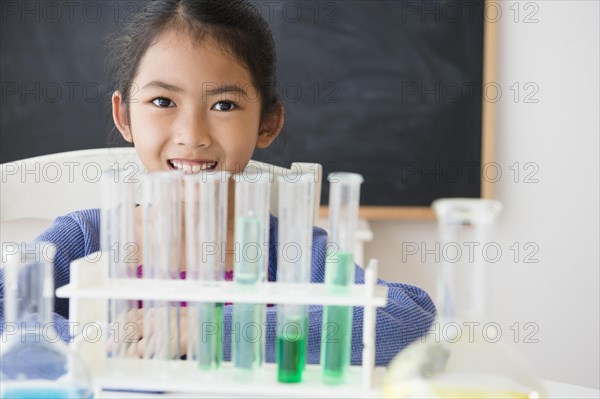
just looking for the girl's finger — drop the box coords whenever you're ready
[128,337,143,358]
[144,329,156,359]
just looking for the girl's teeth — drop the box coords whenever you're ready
[170,161,215,173]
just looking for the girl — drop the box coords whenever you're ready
[0,0,435,366]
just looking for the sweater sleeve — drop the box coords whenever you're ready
[220,222,436,366]
[0,209,101,334]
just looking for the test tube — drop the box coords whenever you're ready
[141,172,183,360]
[276,173,315,383]
[321,172,363,384]
[101,169,139,358]
[232,168,270,377]
[184,172,229,370]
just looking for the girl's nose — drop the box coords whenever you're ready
[174,110,212,148]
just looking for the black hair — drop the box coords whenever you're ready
[106,0,280,123]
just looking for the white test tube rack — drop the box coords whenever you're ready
[55,254,388,398]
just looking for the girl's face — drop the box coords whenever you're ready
[112,29,282,173]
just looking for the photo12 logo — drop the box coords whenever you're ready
[402,241,540,264]
[1,161,141,185]
[248,1,340,24]
[398,1,540,24]
[1,81,105,104]
[1,242,56,264]
[1,1,105,24]
[422,321,540,344]
[400,81,540,104]
[399,161,541,185]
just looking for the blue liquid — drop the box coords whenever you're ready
[232,303,263,371]
[234,217,262,285]
[1,384,92,399]
[232,216,265,377]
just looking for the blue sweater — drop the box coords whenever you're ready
[0,209,435,366]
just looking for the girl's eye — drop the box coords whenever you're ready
[212,101,236,111]
[152,97,175,108]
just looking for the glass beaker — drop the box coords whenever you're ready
[383,198,546,399]
[0,242,93,398]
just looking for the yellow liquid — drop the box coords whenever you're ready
[383,374,540,399]
[384,385,533,399]
[432,387,529,399]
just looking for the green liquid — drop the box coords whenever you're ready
[325,251,355,290]
[321,250,355,384]
[197,302,223,370]
[277,315,307,383]
[303,315,308,371]
[321,305,353,384]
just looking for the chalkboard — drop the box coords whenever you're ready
[0,0,494,219]
[1,0,120,159]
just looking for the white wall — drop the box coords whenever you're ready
[366,1,599,389]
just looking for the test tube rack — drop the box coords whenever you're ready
[55,253,388,398]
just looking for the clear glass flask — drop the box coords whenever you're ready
[0,242,93,398]
[383,198,546,399]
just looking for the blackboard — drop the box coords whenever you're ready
[0,0,494,219]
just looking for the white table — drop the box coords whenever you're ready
[98,379,599,398]
[543,380,599,398]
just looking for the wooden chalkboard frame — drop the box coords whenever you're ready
[316,0,498,220]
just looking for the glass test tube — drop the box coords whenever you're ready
[321,172,363,384]
[184,172,229,370]
[141,172,183,360]
[232,168,270,377]
[101,169,139,358]
[276,174,315,383]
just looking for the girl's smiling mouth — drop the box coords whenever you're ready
[168,159,218,173]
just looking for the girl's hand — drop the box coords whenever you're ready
[107,305,188,359]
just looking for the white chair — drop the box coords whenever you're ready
[0,148,322,245]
